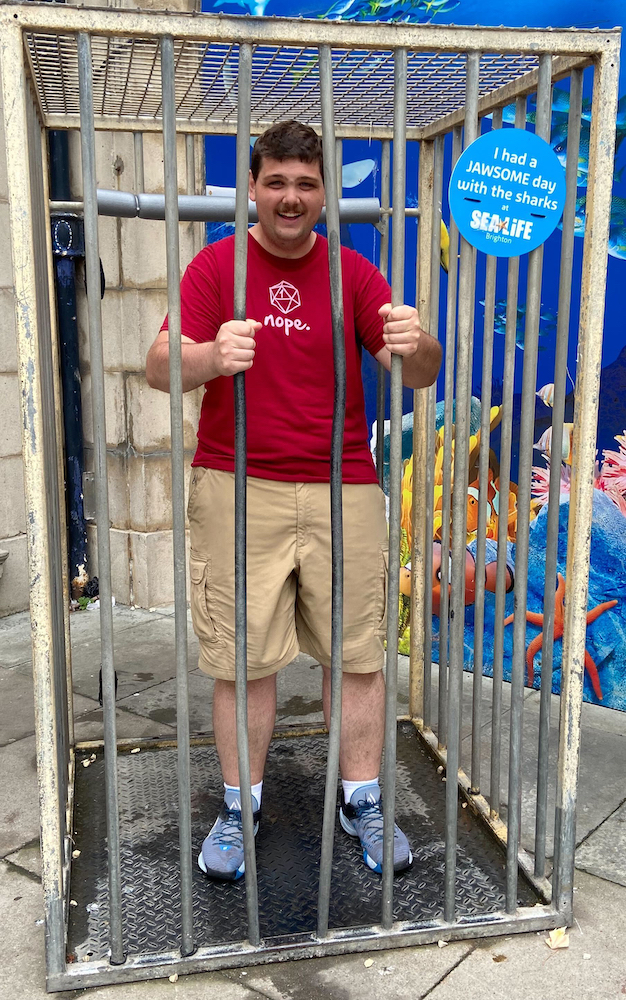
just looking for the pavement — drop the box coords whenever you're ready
[1,602,625,999]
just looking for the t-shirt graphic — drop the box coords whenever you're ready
[266,280,310,335]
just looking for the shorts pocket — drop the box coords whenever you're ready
[187,467,209,519]
[374,545,389,637]
[189,554,222,645]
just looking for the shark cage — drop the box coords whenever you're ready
[0,0,619,990]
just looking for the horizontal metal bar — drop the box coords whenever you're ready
[48,903,563,992]
[50,191,381,223]
[5,5,619,57]
[419,54,592,140]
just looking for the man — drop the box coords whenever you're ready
[146,120,441,881]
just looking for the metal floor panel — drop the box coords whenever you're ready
[68,723,539,962]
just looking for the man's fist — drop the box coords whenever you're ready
[378,303,423,358]
[213,319,262,377]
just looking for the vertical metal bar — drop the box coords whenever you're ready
[133,131,144,193]
[422,135,443,728]
[490,94,527,819]
[77,31,124,965]
[534,69,583,879]
[410,138,433,723]
[335,136,343,195]
[317,44,346,940]
[553,45,619,920]
[445,51,480,924]
[382,47,407,930]
[376,140,390,488]
[470,108,501,792]
[506,54,553,914]
[232,41,260,947]
[161,35,194,957]
[438,124,462,749]
[186,132,195,196]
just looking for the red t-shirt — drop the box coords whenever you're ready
[161,232,390,483]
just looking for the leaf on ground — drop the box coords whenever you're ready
[546,927,570,950]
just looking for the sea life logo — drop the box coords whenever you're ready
[269,280,301,314]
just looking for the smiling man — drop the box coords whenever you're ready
[146,120,441,882]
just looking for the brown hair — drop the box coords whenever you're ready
[250,120,324,182]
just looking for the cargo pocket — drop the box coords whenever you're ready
[189,554,222,645]
[374,546,389,637]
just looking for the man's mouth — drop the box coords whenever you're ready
[277,211,303,220]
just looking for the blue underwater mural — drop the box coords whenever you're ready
[202,0,626,710]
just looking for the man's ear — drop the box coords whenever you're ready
[248,169,256,202]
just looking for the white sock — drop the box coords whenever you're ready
[342,777,379,803]
[224,780,263,808]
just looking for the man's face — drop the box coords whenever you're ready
[248,156,325,256]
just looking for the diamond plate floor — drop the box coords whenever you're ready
[68,723,539,962]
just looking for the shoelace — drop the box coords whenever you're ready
[352,798,385,844]
[213,806,243,846]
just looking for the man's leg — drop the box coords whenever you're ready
[213,674,277,785]
[321,666,384,779]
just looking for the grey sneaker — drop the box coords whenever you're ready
[339,783,412,874]
[198,788,260,881]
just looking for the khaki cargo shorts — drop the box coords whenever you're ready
[187,468,389,680]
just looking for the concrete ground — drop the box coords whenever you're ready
[1,603,625,999]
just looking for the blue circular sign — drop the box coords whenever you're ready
[448,128,566,257]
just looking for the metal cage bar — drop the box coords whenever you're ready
[376,139,390,488]
[232,40,261,947]
[161,33,194,956]
[381,46,407,929]
[317,42,346,940]
[77,30,125,966]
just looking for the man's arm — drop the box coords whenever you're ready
[374,303,442,390]
[146,319,261,393]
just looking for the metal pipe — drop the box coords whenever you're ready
[490,94,527,819]
[444,50,479,924]
[506,54,552,914]
[133,132,144,193]
[382,47,407,930]
[553,47,620,921]
[470,108,501,792]
[410,138,433,723]
[161,34,194,957]
[422,135,444,729]
[534,68,582,879]
[232,41,260,948]
[55,189,382,224]
[438,124,462,750]
[77,30,125,965]
[317,44,346,940]
[376,140,391,489]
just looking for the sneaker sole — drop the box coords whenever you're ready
[339,808,413,874]
[198,820,259,881]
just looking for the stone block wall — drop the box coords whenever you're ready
[0,80,29,617]
[0,0,206,615]
[71,129,205,608]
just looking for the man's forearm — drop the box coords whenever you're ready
[146,339,218,393]
[402,331,442,390]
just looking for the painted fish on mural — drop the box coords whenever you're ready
[321,0,459,22]
[567,194,626,260]
[534,424,575,465]
[341,159,377,188]
[483,299,556,350]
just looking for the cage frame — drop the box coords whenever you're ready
[0,1,620,991]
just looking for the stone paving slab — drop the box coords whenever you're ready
[576,799,626,887]
[0,662,99,747]
[73,705,177,744]
[425,870,626,1000]
[70,616,199,703]
[0,735,40,857]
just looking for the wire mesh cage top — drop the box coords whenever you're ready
[24,28,545,133]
